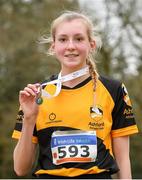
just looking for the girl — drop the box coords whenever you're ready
[12,11,138,179]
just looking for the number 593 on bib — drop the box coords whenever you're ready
[51,130,97,165]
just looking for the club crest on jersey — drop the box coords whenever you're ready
[89,105,104,130]
[122,84,132,107]
[90,106,103,120]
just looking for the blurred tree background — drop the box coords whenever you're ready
[0,0,141,178]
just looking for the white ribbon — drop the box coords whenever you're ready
[40,66,89,99]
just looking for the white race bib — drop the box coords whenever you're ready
[51,130,97,165]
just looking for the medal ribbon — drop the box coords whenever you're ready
[39,66,89,99]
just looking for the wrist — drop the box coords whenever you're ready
[23,116,37,127]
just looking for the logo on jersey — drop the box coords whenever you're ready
[122,84,134,119]
[49,113,56,121]
[16,110,24,123]
[123,107,134,119]
[122,84,131,106]
[88,105,104,130]
[46,112,62,124]
[90,106,103,121]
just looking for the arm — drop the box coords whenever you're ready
[112,136,132,179]
[14,121,37,176]
[13,84,39,176]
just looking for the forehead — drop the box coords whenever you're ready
[55,19,88,36]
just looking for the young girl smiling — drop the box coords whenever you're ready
[12,11,138,179]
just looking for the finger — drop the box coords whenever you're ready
[27,84,40,93]
[19,90,31,97]
[35,83,40,87]
[24,87,37,96]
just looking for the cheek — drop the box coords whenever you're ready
[79,44,90,55]
[54,45,65,56]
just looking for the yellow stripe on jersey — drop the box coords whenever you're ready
[35,166,106,177]
[12,130,38,144]
[111,125,138,138]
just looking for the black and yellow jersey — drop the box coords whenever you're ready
[12,75,138,177]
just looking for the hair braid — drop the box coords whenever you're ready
[86,55,98,92]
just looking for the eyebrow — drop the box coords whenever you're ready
[57,33,85,37]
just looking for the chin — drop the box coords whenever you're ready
[64,62,82,69]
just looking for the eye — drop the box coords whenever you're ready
[58,38,67,42]
[75,37,84,42]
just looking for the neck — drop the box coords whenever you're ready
[61,64,88,75]
[63,74,90,88]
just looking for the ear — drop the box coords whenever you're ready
[50,42,55,50]
[48,42,55,55]
[90,40,96,49]
[49,42,55,55]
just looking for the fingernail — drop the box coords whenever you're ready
[35,83,40,86]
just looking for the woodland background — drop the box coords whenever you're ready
[0,0,141,178]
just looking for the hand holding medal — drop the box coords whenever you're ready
[18,83,40,124]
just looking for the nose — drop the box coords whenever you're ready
[66,40,76,50]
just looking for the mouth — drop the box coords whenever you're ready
[64,54,79,58]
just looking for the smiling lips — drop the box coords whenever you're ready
[64,54,79,57]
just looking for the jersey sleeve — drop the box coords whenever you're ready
[111,83,138,137]
[12,108,38,143]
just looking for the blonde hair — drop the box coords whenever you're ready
[39,11,102,91]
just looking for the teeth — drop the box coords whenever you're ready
[65,54,78,57]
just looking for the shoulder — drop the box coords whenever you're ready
[99,75,121,89]
[99,75,122,102]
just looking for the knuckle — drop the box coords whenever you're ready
[24,87,28,91]
[27,83,32,87]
